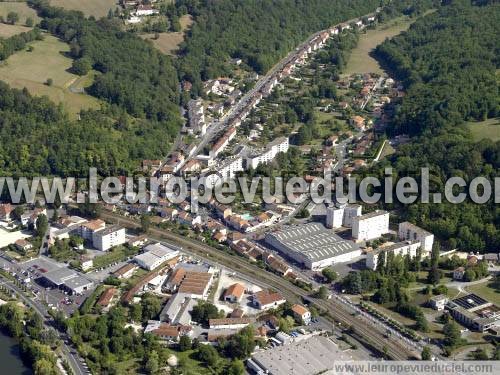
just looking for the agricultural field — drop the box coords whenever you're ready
[49,0,119,19]
[0,34,100,118]
[0,1,40,24]
[0,22,31,37]
[466,118,500,142]
[141,14,193,56]
[343,16,413,76]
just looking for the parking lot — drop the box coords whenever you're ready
[10,256,94,315]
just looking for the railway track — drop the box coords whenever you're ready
[102,211,418,360]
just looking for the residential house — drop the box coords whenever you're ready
[0,203,14,221]
[223,283,245,303]
[350,115,366,131]
[15,239,32,253]
[252,290,286,310]
[291,304,311,324]
[113,263,138,279]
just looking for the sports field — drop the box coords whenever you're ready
[0,1,40,24]
[0,34,100,117]
[141,14,193,56]
[343,16,413,76]
[0,23,32,37]
[466,118,500,142]
[49,0,119,19]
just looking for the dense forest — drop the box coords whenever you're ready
[363,1,500,252]
[375,0,500,136]
[0,1,184,176]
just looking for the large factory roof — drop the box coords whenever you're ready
[266,223,359,262]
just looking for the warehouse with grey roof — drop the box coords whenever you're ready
[39,267,94,295]
[247,335,352,375]
[265,223,361,269]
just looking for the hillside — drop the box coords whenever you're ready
[0,1,182,176]
[364,1,500,252]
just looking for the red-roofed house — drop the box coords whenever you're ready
[223,283,245,303]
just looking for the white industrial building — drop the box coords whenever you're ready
[398,222,434,252]
[265,223,362,269]
[352,210,389,241]
[366,241,422,270]
[92,225,126,251]
[134,243,180,270]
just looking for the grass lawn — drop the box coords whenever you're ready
[111,358,140,374]
[0,2,40,25]
[378,140,395,159]
[173,350,212,375]
[343,16,414,76]
[49,0,119,19]
[141,15,193,56]
[466,118,500,142]
[0,23,32,37]
[0,34,100,118]
[465,281,500,306]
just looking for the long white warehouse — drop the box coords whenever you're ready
[265,223,361,270]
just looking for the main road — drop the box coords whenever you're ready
[101,210,420,360]
[0,276,88,375]
[176,11,380,166]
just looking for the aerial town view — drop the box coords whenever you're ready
[0,0,498,374]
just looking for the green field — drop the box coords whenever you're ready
[0,1,40,24]
[465,282,500,306]
[0,34,100,117]
[141,14,193,56]
[343,16,414,76]
[49,0,119,19]
[466,118,500,142]
[0,22,31,37]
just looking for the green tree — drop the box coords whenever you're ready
[7,12,19,25]
[315,285,329,300]
[197,344,219,367]
[178,334,191,351]
[34,358,57,375]
[226,360,245,375]
[443,321,462,349]
[321,267,338,283]
[144,350,159,374]
[36,214,48,238]
[72,57,92,76]
[421,346,432,360]
[141,214,151,233]
[26,17,34,27]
